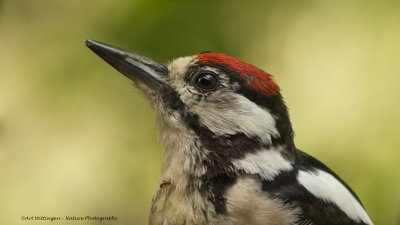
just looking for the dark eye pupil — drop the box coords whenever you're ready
[196,73,217,90]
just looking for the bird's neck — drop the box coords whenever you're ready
[155,121,202,189]
[158,126,295,191]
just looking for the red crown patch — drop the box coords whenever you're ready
[195,53,279,97]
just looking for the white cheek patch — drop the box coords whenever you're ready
[297,169,373,225]
[232,147,293,180]
[193,93,280,144]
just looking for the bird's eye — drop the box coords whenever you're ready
[195,73,218,91]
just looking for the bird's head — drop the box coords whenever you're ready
[86,40,295,174]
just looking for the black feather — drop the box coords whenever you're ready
[262,149,369,225]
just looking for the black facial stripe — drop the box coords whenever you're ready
[160,87,267,167]
[161,81,267,159]
[184,113,268,159]
[195,62,295,151]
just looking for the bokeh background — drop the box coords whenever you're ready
[1,0,399,224]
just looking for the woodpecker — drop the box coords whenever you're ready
[86,40,373,225]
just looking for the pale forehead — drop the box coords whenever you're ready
[168,56,197,79]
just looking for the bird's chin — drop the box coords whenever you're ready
[134,80,175,107]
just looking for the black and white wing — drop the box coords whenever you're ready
[262,150,373,225]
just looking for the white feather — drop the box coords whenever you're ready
[297,169,373,225]
[232,146,293,180]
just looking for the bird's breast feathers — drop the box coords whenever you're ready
[149,148,373,225]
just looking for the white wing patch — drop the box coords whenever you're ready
[232,147,293,180]
[297,169,373,225]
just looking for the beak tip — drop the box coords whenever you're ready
[85,39,96,49]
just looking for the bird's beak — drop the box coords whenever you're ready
[86,39,169,90]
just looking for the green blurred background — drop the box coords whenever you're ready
[1,0,399,224]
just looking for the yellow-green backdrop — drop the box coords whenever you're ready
[0,0,399,224]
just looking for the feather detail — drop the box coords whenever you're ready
[195,53,279,97]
